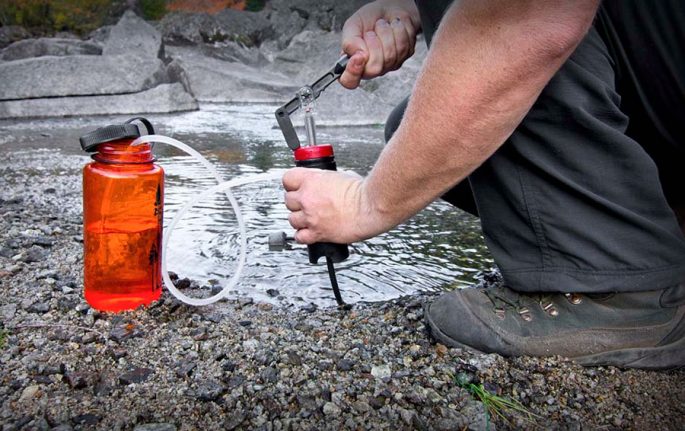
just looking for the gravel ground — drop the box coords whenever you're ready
[1,149,684,430]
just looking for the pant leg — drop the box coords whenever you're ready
[471,25,685,294]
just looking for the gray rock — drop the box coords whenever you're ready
[27,302,50,314]
[371,364,392,380]
[0,83,197,119]
[1,38,101,61]
[65,372,89,389]
[103,10,163,60]
[1,303,17,320]
[159,9,272,47]
[133,424,177,431]
[196,380,226,402]
[199,41,267,67]
[118,367,153,385]
[165,46,296,103]
[322,401,341,416]
[21,245,47,263]
[268,0,369,33]
[0,54,165,100]
[0,26,29,49]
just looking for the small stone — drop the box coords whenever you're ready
[109,322,143,342]
[196,380,226,401]
[221,361,236,372]
[238,320,252,327]
[242,339,259,351]
[286,351,302,366]
[81,332,97,344]
[260,366,278,383]
[19,385,40,401]
[322,402,341,416]
[65,372,88,389]
[266,288,280,297]
[51,425,74,431]
[238,297,254,307]
[21,245,48,263]
[118,368,153,385]
[72,414,101,426]
[371,364,392,380]
[302,303,317,312]
[27,301,50,314]
[224,411,246,430]
[191,327,208,341]
[352,401,370,413]
[133,423,177,431]
[400,408,416,425]
[336,359,355,371]
[175,361,196,378]
[1,303,17,320]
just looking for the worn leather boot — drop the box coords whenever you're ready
[425,284,685,369]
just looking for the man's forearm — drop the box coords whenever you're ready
[362,0,600,229]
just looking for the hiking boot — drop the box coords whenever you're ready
[425,284,685,369]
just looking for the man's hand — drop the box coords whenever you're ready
[282,168,387,244]
[340,0,421,89]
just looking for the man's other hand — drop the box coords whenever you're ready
[282,168,384,244]
[340,0,421,89]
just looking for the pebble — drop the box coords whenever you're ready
[322,402,341,416]
[371,364,392,380]
[118,368,153,385]
[65,372,88,389]
[19,385,40,402]
[196,380,226,402]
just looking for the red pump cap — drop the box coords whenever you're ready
[294,145,334,161]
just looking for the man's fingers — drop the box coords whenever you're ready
[391,18,410,68]
[284,191,301,211]
[282,167,310,192]
[362,30,384,78]
[340,50,367,89]
[374,19,397,73]
[288,211,307,230]
[294,228,317,245]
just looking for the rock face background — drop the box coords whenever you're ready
[0,3,427,125]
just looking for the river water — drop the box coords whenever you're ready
[1,104,493,307]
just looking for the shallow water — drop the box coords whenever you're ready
[0,104,493,306]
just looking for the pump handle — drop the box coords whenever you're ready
[275,55,349,150]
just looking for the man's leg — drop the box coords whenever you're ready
[425,22,685,368]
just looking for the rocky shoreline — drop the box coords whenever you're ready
[0,2,420,125]
[1,120,684,430]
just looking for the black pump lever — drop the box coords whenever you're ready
[275,55,350,150]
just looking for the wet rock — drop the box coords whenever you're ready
[104,11,163,60]
[118,367,153,385]
[266,288,280,297]
[1,38,101,61]
[196,380,226,402]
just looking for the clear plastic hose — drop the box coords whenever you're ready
[132,135,282,306]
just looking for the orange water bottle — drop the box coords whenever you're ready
[79,118,163,312]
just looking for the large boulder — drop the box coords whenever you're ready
[0,26,30,49]
[159,9,272,47]
[1,38,102,61]
[267,0,370,32]
[103,10,163,59]
[0,83,197,118]
[165,46,297,103]
[0,55,166,100]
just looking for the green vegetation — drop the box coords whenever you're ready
[139,0,166,20]
[454,371,539,428]
[245,0,266,12]
[0,0,116,35]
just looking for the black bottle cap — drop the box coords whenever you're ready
[79,117,155,153]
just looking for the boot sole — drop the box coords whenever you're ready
[425,300,685,370]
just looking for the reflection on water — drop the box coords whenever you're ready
[0,104,494,307]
